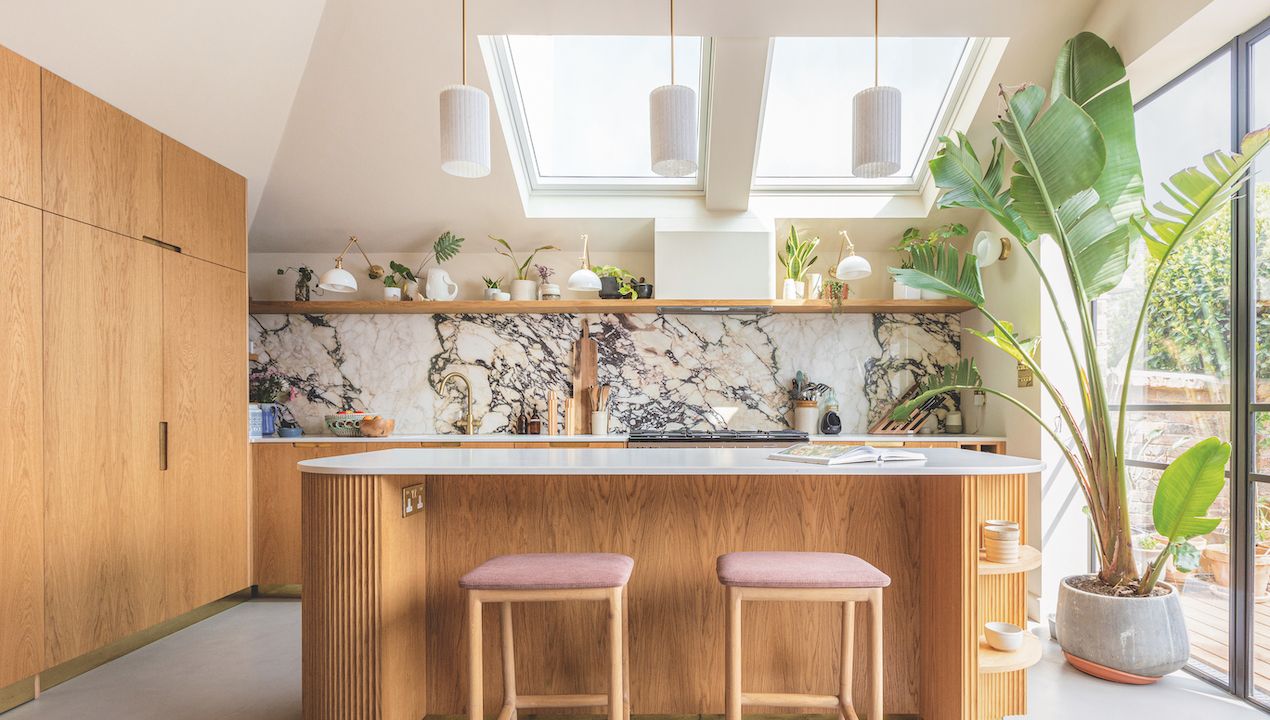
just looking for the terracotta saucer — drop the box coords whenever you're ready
[1063,651,1161,685]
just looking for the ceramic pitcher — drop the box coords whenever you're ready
[425,267,458,301]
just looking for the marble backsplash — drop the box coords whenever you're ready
[250,312,961,435]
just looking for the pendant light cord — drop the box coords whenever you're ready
[669,0,676,85]
[461,0,467,85]
[873,0,879,88]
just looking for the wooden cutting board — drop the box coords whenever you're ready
[571,319,597,434]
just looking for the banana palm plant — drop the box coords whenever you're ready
[891,32,1269,594]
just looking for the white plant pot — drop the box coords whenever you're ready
[383,287,402,301]
[782,278,805,300]
[510,279,538,302]
[921,288,948,300]
[539,283,561,300]
[483,287,499,300]
[493,291,511,302]
[892,281,922,300]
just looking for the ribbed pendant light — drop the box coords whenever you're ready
[440,0,490,178]
[650,0,698,177]
[851,0,901,178]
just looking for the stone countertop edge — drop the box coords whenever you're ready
[297,446,1043,477]
[251,433,1008,444]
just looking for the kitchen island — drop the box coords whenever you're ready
[297,447,1044,720]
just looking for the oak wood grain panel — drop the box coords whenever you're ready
[918,475,977,720]
[161,136,246,271]
[253,443,367,587]
[976,473,1029,720]
[0,199,43,685]
[0,45,40,207]
[41,71,160,240]
[43,215,165,664]
[162,253,249,614]
[424,474,922,716]
[301,473,426,720]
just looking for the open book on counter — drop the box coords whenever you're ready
[768,443,928,465]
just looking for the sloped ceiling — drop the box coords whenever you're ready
[11,0,1215,256]
[0,0,326,223]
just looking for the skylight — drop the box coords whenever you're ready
[491,35,709,191]
[753,37,981,192]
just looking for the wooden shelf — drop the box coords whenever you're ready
[247,298,975,316]
[978,545,1042,576]
[978,633,1042,674]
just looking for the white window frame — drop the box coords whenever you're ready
[487,34,713,195]
[750,36,991,195]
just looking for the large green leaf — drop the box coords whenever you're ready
[1055,189,1131,299]
[967,321,1038,365]
[890,359,982,421]
[930,134,1036,242]
[1136,127,1270,263]
[889,244,984,306]
[1052,33,1143,226]
[1152,437,1229,542]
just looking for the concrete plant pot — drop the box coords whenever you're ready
[1056,575,1188,682]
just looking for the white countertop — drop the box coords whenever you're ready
[252,433,1005,444]
[297,447,1042,476]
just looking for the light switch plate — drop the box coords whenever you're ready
[402,484,424,517]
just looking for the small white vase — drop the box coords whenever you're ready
[892,281,922,300]
[402,279,420,300]
[383,286,402,301]
[425,267,458,301]
[921,288,948,300]
[804,273,823,300]
[510,279,538,302]
[483,287,499,300]
[782,278,805,300]
[539,283,561,300]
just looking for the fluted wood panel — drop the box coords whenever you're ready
[976,473,1029,720]
[302,473,425,720]
[424,474,922,716]
[918,475,977,720]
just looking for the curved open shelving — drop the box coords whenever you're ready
[978,633,1042,674]
[978,545,1042,575]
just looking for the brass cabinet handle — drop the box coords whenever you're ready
[142,235,182,254]
[159,422,169,470]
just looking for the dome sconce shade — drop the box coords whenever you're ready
[318,235,383,293]
[851,0,902,178]
[440,0,490,178]
[833,230,873,281]
[974,230,1012,268]
[568,233,602,291]
[650,0,697,177]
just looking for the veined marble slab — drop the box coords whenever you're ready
[250,311,961,435]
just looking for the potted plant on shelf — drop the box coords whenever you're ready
[491,236,560,301]
[535,264,560,300]
[482,276,503,300]
[778,226,818,300]
[893,223,967,300]
[412,231,464,301]
[591,265,637,299]
[276,265,317,301]
[886,31,1269,682]
[824,277,847,311]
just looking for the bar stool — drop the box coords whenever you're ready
[716,551,889,720]
[461,552,634,720]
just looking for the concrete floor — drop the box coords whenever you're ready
[3,599,1263,719]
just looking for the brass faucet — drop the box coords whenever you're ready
[436,371,474,435]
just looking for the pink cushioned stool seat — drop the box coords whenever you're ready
[716,551,890,588]
[460,552,635,590]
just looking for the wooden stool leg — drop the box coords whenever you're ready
[726,586,742,720]
[468,593,483,720]
[501,602,516,720]
[622,588,631,720]
[840,601,858,720]
[868,589,883,720]
[608,587,624,720]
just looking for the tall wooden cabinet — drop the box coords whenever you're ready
[0,44,249,695]
[42,215,167,665]
[163,253,250,613]
[0,199,44,688]
[0,46,40,207]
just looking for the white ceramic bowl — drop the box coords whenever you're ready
[984,622,1024,652]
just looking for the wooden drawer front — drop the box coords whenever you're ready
[161,136,246,271]
[0,45,40,207]
[42,71,161,240]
